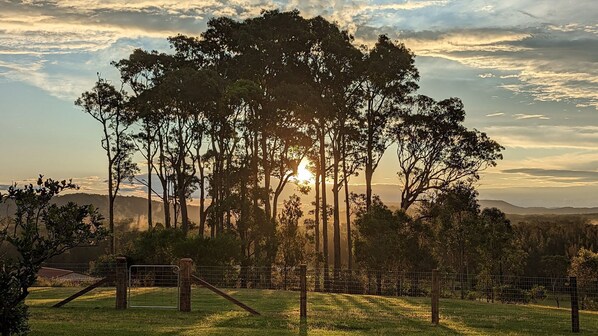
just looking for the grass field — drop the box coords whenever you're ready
[26,287,598,335]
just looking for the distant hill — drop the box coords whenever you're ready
[3,194,597,229]
[479,200,598,215]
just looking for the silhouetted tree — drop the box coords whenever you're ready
[76,77,138,253]
[0,177,107,336]
[395,95,503,210]
[360,35,419,211]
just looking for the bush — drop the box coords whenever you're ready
[529,285,547,303]
[494,285,530,304]
[123,228,241,266]
[0,301,28,336]
[466,291,478,301]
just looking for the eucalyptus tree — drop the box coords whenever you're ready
[360,35,419,211]
[113,49,168,229]
[306,16,363,286]
[76,77,138,253]
[423,182,481,299]
[340,124,365,272]
[395,95,503,211]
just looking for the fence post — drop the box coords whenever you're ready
[300,264,307,320]
[115,257,127,310]
[180,258,193,312]
[431,269,439,325]
[570,276,579,333]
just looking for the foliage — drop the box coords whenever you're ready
[353,196,401,272]
[394,95,503,210]
[0,177,107,336]
[123,228,240,266]
[569,248,598,284]
[569,248,598,310]
[276,195,308,269]
[529,285,547,303]
[494,285,530,304]
[76,77,138,253]
[477,208,526,277]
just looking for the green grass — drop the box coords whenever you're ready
[26,287,598,335]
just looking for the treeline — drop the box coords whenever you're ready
[78,10,502,283]
[351,184,598,298]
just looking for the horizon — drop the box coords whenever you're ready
[1,1,598,207]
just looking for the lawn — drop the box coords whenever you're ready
[26,287,598,335]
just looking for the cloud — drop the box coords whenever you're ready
[483,125,598,150]
[513,114,549,120]
[502,168,598,183]
[486,112,504,117]
[0,0,596,111]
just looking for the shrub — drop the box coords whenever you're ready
[494,285,530,304]
[529,285,547,303]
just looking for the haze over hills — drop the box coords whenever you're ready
[4,193,596,230]
[477,200,598,215]
[51,193,598,220]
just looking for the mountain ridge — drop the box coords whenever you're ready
[51,193,598,216]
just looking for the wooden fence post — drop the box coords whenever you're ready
[115,257,127,310]
[180,258,193,312]
[570,276,580,333]
[300,264,307,320]
[431,269,439,325]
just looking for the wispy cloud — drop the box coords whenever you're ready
[502,168,598,183]
[483,125,598,150]
[513,114,549,120]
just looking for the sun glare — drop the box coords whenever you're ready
[295,159,315,184]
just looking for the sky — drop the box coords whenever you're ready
[0,0,597,207]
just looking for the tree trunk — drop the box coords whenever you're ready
[147,129,153,230]
[319,127,330,292]
[365,161,373,213]
[343,151,352,272]
[376,270,383,295]
[199,162,206,236]
[332,144,341,282]
[108,164,115,254]
[314,169,321,292]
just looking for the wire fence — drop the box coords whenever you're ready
[31,262,598,333]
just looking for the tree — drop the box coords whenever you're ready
[540,255,569,308]
[424,183,481,298]
[76,77,138,253]
[113,49,168,230]
[478,208,525,281]
[276,195,307,289]
[360,35,419,211]
[0,177,107,336]
[569,248,598,310]
[353,196,403,295]
[394,95,503,210]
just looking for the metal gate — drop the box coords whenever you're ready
[128,264,180,309]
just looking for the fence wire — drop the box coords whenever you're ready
[29,263,598,333]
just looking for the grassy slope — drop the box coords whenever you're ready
[27,287,598,335]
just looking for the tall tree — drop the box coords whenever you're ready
[424,182,481,298]
[394,95,503,210]
[113,49,167,230]
[76,77,137,253]
[360,35,419,211]
[307,15,363,286]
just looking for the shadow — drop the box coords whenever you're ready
[299,318,307,336]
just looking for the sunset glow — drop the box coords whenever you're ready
[295,159,315,184]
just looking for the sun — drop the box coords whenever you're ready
[295,158,315,184]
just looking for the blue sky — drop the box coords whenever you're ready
[0,0,597,207]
